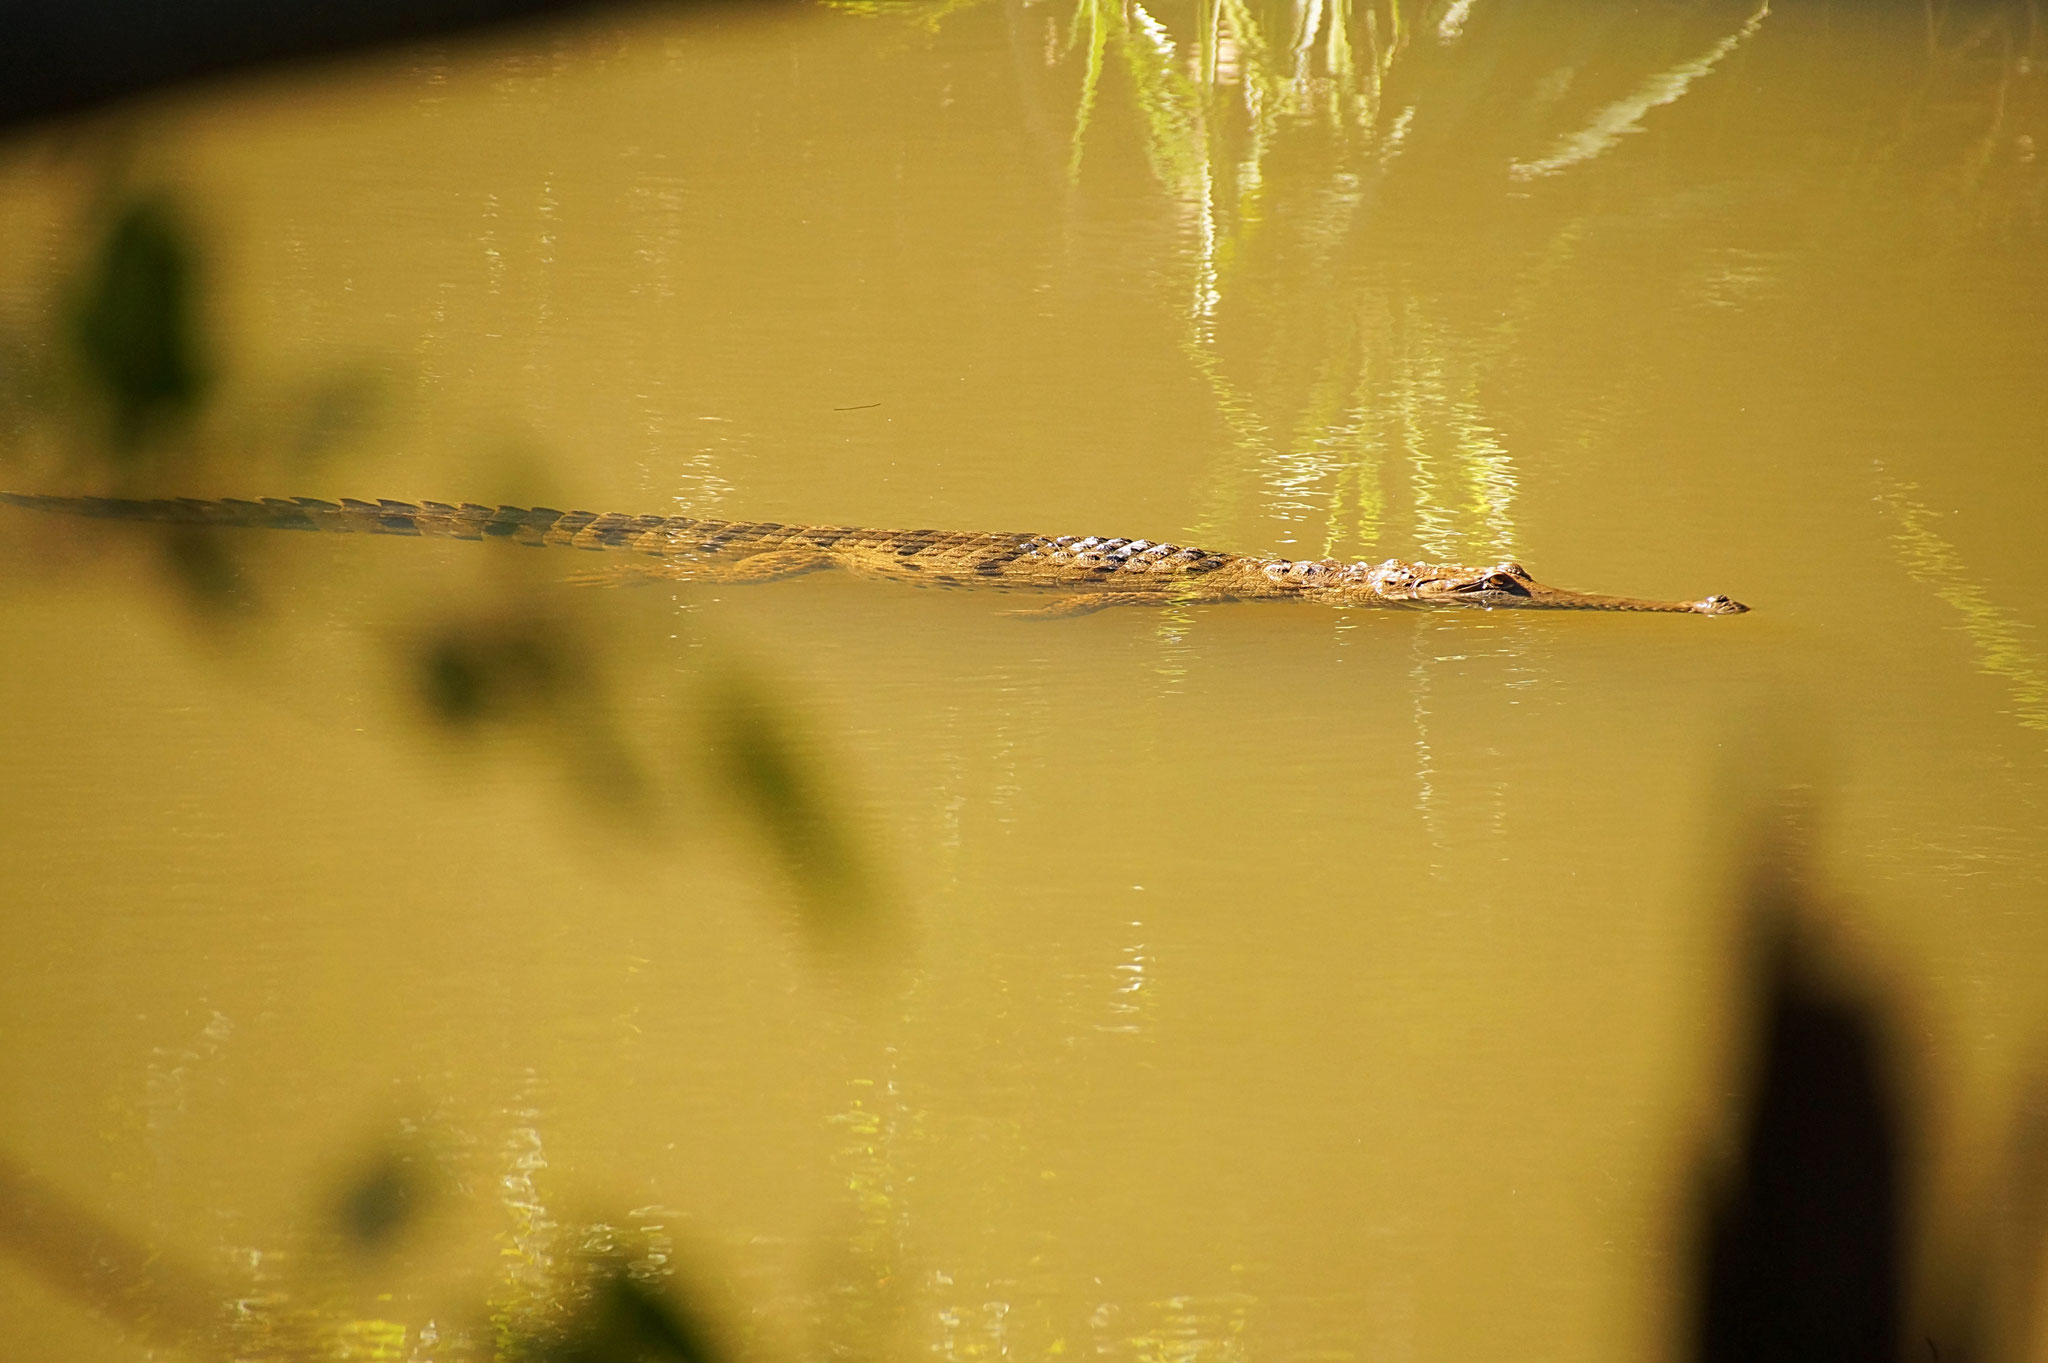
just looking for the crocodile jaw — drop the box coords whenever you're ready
[1352,559,1748,614]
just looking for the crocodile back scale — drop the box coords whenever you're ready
[0,491,1748,618]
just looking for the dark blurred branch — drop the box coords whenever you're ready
[1689,908,1906,1363]
[1682,829,2048,1363]
[0,0,765,132]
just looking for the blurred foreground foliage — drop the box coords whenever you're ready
[0,169,880,1357]
[3,172,879,934]
[0,1146,730,1363]
[1684,828,2048,1363]
[67,194,210,453]
[525,1264,722,1363]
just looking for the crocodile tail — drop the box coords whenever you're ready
[0,493,708,552]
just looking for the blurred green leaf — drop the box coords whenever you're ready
[523,1263,721,1363]
[67,196,208,451]
[159,526,253,616]
[289,366,387,468]
[332,1147,425,1255]
[416,617,569,728]
[705,680,870,935]
[411,605,659,825]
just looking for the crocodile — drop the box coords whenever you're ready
[0,491,1748,617]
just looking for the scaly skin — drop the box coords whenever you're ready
[0,492,1748,616]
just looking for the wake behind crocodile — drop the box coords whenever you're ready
[0,492,1748,617]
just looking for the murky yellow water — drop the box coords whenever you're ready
[3,1,2047,1359]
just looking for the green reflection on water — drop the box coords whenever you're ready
[1050,0,1530,564]
[1507,2,1770,182]
[1878,478,2048,736]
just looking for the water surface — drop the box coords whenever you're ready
[2,2,2045,1360]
